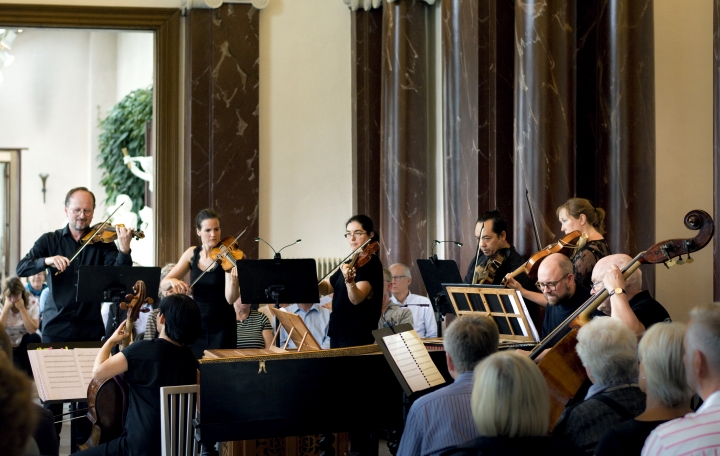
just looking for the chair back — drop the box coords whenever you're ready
[160,384,200,456]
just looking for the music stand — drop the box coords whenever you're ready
[76,265,161,337]
[269,307,322,352]
[417,258,463,336]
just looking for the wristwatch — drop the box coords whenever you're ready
[608,287,625,296]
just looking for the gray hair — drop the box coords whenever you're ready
[159,263,176,298]
[595,254,642,294]
[687,303,720,374]
[472,352,549,437]
[443,315,499,373]
[639,322,692,407]
[576,317,638,385]
[390,263,412,279]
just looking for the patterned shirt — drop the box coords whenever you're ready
[235,310,272,349]
[571,239,611,289]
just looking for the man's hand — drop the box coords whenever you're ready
[45,255,70,272]
[115,224,132,254]
[602,265,625,291]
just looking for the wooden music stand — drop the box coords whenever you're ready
[444,285,540,344]
[269,307,322,352]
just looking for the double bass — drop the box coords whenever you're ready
[533,210,714,429]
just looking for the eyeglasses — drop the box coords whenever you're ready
[344,230,367,239]
[535,275,569,291]
[590,281,604,292]
[391,276,407,281]
[67,207,93,216]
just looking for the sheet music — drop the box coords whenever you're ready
[74,348,100,389]
[28,348,101,402]
[382,330,445,393]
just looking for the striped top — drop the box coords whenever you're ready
[235,310,272,349]
[642,391,720,456]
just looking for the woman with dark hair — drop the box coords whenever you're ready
[318,215,383,348]
[76,294,201,456]
[160,209,240,358]
[0,277,41,376]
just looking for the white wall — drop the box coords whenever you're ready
[654,0,714,322]
[258,0,353,259]
[116,32,154,102]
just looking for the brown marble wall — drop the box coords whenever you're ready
[380,0,430,293]
[513,0,576,255]
[185,5,259,258]
[352,7,383,226]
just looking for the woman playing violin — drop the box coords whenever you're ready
[75,294,201,456]
[318,215,383,348]
[160,209,240,358]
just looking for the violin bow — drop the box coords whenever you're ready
[189,226,249,288]
[55,201,126,276]
[526,189,542,251]
[318,238,373,284]
[471,222,484,284]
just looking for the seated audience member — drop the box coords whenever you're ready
[389,263,436,338]
[398,315,499,456]
[591,254,670,335]
[76,294,201,456]
[144,263,177,341]
[0,350,38,456]
[279,302,331,349]
[234,297,273,349]
[596,322,692,456]
[25,270,47,306]
[259,303,291,331]
[0,324,57,456]
[553,317,645,453]
[443,352,583,456]
[642,303,720,455]
[0,277,41,377]
[379,268,414,329]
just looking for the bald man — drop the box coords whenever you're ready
[590,254,670,336]
[537,253,591,347]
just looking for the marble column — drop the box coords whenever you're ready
[596,0,656,292]
[380,0,430,292]
[185,5,259,258]
[352,7,383,224]
[514,0,576,256]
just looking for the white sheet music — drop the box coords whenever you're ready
[382,330,445,393]
[28,348,101,402]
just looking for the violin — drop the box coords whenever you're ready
[472,251,506,284]
[81,223,145,246]
[502,230,583,285]
[209,236,245,271]
[345,240,380,282]
[532,210,714,429]
[81,281,152,450]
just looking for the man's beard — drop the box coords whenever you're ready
[545,287,572,306]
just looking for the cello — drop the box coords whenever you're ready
[531,210,714,429]
[80,281,153,449]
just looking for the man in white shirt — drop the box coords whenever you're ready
[642,303,720,456]
[279,303,331,349]
[389,263,437,338]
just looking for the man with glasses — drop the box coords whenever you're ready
[389,263,436,338]
[590,254,670,336]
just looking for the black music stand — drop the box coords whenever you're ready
[417,259,462,336]
[76,265,161,338]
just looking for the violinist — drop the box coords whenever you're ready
[318,215,383,348]
[75,294,201,456]
[159,209,240,358]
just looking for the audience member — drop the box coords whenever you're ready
[234,297,273,349]
[279,302,331,349]
[553,317,645,453]
[379,268,413,329]
[442,352,583,456]
[0,350,38,456]
[25,270,47,306]
[398,315,499,456]
[596,322,692,456]
[642,303,720,455]
[0,277,41,377]
[389,263,436,338]
[591,254,670,335]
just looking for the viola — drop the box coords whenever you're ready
[81,223,145,246]
[532,210,714,430]
[472,251,506,284]
[502,230,583,285]
[209,236,245,271]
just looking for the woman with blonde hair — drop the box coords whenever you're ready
[595,322,693,455]
[442,352,582,455]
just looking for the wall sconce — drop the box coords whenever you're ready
[39,173,48,203]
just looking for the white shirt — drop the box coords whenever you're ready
[1,301,39,346]
[390,292,437,338]
[642,390,720,456]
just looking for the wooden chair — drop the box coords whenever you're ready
[160,384,200,456]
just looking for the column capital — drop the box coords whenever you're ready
[203,0,269,10]
[343,0,435,12]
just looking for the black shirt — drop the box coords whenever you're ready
[442,435,584,456]
[463,246,533,290]
[541,284,591,346]
[16,225,132,340]
[328,254,383,348]
[592,290,671,330]
[190,246,234,331]
[121,339,198,456]
[595,419,668,456]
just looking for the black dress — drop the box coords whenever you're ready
[441,435,584,456]
[190,246,235,358]
[328,254,383,348]
[595,419,669,456]
[571,239,611,289]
